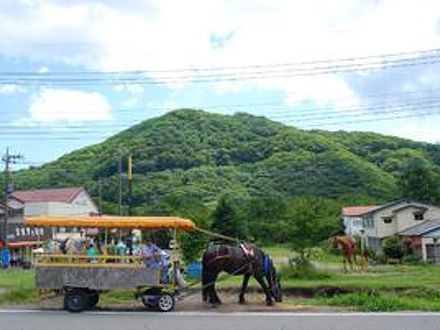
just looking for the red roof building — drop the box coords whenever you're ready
[11,187,84,203]
[342,205,380,217]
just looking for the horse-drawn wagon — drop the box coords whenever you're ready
[26,216,195,313]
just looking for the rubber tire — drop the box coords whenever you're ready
[88,292,99,308]
[141,288,161,308]
[156,293,175,312]
[64,291,88,313]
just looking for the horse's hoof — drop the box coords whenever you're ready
[239,299,246,305]
[266,300,274,306]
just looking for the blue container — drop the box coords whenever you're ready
[187,262,202,279]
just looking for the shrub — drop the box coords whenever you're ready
[280,255,332,280]
[382,236,404,261]
[402,254,423,265]
[371,252,388,265]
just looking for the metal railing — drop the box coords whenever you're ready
[33,253,145,268]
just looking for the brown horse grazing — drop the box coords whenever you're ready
[202,243,282,306]
[333,236,358,271]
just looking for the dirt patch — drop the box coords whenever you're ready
[23,288,344,313]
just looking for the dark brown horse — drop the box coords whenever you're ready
[202,243,282,306]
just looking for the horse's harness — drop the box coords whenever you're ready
[206,244,257,272]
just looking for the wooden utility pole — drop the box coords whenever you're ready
[118,153,123,216]
[98,177,103,215]
[128,155,133,216]
[2,148,23,244]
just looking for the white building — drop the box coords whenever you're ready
[11,187,99,240]
[342,200,440,252]
[342,205,379,236]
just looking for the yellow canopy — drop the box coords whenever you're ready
[25,216,196,231]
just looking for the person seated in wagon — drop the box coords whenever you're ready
[141,237,170,283]
[141,237,161,268]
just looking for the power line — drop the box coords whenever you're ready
[2,97,440,136]
[1,106,440,140]
[302,109,440,128]
[1,49,440,86]
[2,47,439,75]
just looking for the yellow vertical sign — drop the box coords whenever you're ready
[128,155,132,181]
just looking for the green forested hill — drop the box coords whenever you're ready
[10,109,440,214]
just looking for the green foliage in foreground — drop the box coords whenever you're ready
[0,270,35,304]
[280,263,332,280]
[3,264,440,311]
[320,289,440,312]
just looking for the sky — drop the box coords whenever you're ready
[1,0,440,168]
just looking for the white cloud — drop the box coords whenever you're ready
[0,84,25,94]
[114,84,144,107]
[2,1,440,115]
[38,66,50,74]
[385,116,440,143]
[29,88,112,123]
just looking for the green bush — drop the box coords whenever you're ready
[402,254,423,265]
[372,252,388,264]
[382,236,404,261]
[280,255,332,280]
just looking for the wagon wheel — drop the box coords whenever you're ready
[64,290,88,313]
[141,288,162,308]
[88,291,99,308]
[156,293,175,312]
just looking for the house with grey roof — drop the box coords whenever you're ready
[399,219,440,263]
[342,200,440,252]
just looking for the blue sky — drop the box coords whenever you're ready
[1,0,440,169]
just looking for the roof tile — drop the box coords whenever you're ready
[11,187,84,203]
[342,205,381,217]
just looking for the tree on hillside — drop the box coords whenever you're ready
[397,159,440,204]
[211,194,248,240]
[244,195,290,243]
[288,196,343,260]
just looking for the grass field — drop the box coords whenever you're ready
[2,252,440,311]
[0,269,35,304]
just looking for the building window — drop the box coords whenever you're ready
[382,216,393,224]
[363,216,374,228]
[15,228,20,237]
[353,219,362,227]
[414,212,424,221]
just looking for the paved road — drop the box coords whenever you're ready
[1,310,440,330]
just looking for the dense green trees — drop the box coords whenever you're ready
[6,109,440,255]
[12,109,440,209]
[211,194,249,239]
[397,159,440,204]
